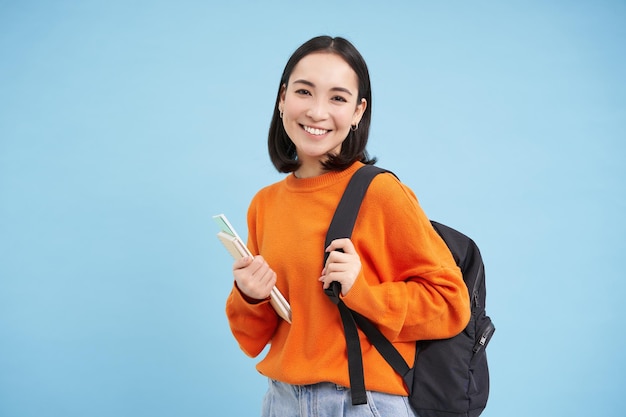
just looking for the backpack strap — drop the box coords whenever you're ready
[324,165,413,405]
[324,164,388,302]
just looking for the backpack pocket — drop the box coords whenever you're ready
[467,314,495,415]
[472,316,495,356]
[410,312,494,417]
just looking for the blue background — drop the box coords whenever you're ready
[1,1,624,416]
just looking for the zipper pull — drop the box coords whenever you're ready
[473,322,495,353]
[472,290,481,309]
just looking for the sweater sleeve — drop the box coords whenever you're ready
[225,285,278,357]
[224,195,279,358]
[340,174,471,342]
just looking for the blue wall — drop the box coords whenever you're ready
[1,1,624,416]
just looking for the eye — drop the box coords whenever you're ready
[295,89,311,96]
[331,95,348,103]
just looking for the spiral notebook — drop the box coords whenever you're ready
[213,214,292,323]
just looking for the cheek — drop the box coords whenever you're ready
[338,110,357,128]
[282,97,303,114]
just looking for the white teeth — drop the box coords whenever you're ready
[303,125,328,136]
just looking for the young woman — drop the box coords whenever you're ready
[225,36,470,417]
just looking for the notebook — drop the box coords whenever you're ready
[213,214,292,323]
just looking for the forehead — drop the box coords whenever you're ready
[289,52,359,89]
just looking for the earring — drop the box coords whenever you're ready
[351,123,358,132]
[279,109,284,119]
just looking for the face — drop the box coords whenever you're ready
[279,52,367,177]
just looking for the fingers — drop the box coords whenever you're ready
[321,261,357,286]
[320,238,361,295]
[319,265,358,295]
[324,238,359,272]
[249,257,276,287]
[233,255,253,270]
[325,238,356,254]
[233,255,277,300]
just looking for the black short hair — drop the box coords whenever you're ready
[268,36,376,173]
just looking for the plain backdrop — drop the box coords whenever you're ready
[1,1,624,416]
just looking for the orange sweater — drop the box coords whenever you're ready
[226,162,470,396]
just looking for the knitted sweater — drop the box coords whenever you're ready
[225,161,470,396]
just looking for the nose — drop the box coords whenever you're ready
[306,98,329,121]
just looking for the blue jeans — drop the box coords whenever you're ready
[261,379,419,417]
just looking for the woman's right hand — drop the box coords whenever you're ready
[233,255,277,301]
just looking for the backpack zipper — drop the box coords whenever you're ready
[473,321,495,354]
[471,262,484,310]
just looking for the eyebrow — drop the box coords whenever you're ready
[292,79,354,96]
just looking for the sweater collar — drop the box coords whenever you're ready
[284,161,365,192]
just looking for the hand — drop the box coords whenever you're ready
[233,255,277,301]
[319,238,361,296]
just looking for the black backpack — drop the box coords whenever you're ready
[324,165,495,417]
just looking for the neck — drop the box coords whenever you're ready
[294,165,324,179]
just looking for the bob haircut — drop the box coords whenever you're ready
[268,36,376,173]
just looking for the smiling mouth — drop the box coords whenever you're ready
[302,125,329,136]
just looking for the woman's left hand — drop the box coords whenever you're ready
[319,238,362,296]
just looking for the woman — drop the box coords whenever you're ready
[225,35,470,417]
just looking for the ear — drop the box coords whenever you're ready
[352,97,367,126]
[279,84,287,110]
